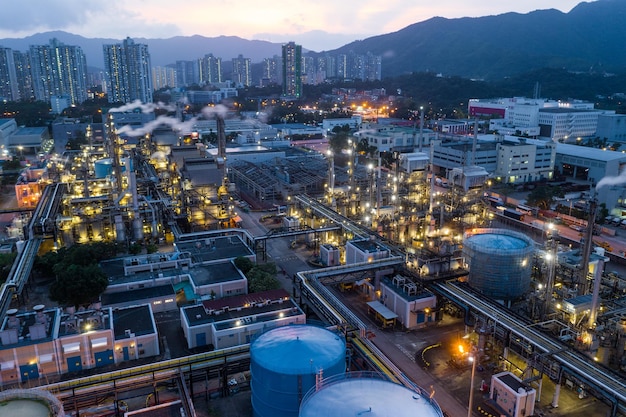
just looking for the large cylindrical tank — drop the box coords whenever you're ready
[250,325,346,417]
[115,218,126,243]
[299,373,443,417]
[132,217,144,240]
[94,158,113,178]
[0,389,64,416]
[463,228,534,300]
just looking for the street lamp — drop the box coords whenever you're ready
[467,350,477,417]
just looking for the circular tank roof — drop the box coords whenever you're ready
[300,377,442,417]
[466,233,529,250]
[251,325,345,374]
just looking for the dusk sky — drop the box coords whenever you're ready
[0,0,592,50]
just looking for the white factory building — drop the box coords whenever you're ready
[180,289,305,350]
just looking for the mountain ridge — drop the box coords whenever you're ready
[0,1,625,79]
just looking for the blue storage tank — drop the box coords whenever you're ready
[463,228,534,300]
[299,373,444,417]
[250,325,346,417]
[94,158,113,178]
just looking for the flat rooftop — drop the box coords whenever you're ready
[349,239,388,253]
[495,372,529,393]
[189,261,245,287]
[57,308,112,337]
[100,258,187,285]
[175,235,253,263]
[183,289,301,328]
[112,304,156,340]
[381,277,436,302]
[0,308,58,347]
[102,284,175,306]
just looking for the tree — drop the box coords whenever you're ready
[38,242,117,308]
[49,264,109,308]
[128,243,143,255]
[247,268,281,293]
[526,186,563,210]
[0,252,17,283]
[234,256,254,274]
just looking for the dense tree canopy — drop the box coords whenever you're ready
[234,256,254,274]
[37,242,119,308]
[526,185,564,210]
[49,264,109,309]
[234,259,281,293]
[0,252,17,283]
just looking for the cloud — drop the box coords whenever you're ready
[0,0,181,39]
[254,30,368,52]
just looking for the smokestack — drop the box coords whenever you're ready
[217,115,226,159]
[588,255,604,329]
[578,199,597,295]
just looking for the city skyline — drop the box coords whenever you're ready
[0,0,592,51]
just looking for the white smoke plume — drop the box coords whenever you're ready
[596,169,626,190]
[108,100,177,114]
[113,103,230,138]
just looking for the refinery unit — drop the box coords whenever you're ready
[43,111,238,248]
[3,105,626,416]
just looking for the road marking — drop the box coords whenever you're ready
[396,343,416,362]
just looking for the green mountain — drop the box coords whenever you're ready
[328,0,626,80]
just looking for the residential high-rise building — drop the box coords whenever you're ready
[103,37,153,104]
[175,60,199,87]
[152,66,176,90]
[324,55,336,79]
[262,56,281,86]
[198,53,222,85]
[365,52,382,81]
[282,42,302,98]
[231,54,251,87]
[0,47,19,101]
[336,54,348,80]
[301,55,317,85]
[29,38,88,105]
[13,51,32,101]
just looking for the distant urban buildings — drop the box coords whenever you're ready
[282,41,302,98]
[103,37,153,104]
[0,39,88,108]
[468,97,614,143]
[198,53,223,85]
[0,36,383,105]
[0,47,19,101]
[30,39,89,106]
[231,54,252,87]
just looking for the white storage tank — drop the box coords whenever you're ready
[299,373,444,417]
[250,325,346,417]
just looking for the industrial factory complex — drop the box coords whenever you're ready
[1,96,626,417]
